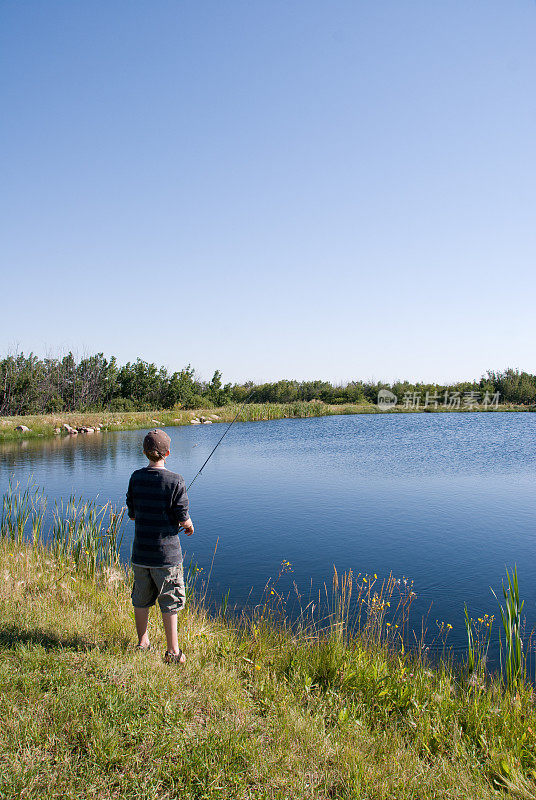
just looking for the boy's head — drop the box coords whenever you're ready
[143,429,171,462]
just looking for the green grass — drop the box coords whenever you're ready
[2,500,536,798]
[0,400,532,442]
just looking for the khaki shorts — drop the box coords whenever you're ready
[131,564,186,613]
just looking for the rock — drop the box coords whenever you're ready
[210,414,220,420]
[152,419,162,424]
[203,420,212,424]
[94,427,101,432]
[62,423,76,433]
[15,425,30,432]
[190,419,201,425]
[53,428,61,434]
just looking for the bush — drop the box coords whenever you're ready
[108,397,137,412]
[183,394,213,410]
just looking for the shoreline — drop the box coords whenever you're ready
[0,400,534,443]
[1,515,535,796]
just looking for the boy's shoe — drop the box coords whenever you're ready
[135,643,153,652]
[164,649,186,665]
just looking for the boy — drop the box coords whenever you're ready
[126,429,194,664]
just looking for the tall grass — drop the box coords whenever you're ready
[1,482,124,577]
[492,565,525,692]
[1,478,46,544]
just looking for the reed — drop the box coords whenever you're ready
[1,478,47,545]
[465,602,476,673]
[464,604,494,680]
[1,483,124,578]
[492,565,525,692]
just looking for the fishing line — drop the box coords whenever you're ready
[186,392,254,491]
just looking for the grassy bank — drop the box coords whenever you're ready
[0,400,532,442]
[1,496,536,798]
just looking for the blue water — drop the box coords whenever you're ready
[1,413,535,662]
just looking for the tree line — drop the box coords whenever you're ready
[0,352,535,416]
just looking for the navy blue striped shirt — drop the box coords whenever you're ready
[126,466,189,567]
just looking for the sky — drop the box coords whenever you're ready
[1,0,535,385]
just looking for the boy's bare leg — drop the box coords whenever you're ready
[161,611,186,661]
[134,607,151,648]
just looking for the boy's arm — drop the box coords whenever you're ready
[126,476,135,520]
[170,479,194,535]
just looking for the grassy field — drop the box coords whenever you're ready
[1,525,536,798]
[0,400,532,442]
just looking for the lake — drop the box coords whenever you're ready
[1,412,535,663]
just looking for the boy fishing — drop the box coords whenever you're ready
[126,429,194,664]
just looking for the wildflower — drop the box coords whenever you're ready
[255,665,261,670]
[374,573,377,580]
[270,589,275,595]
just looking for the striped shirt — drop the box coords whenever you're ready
[126,466,189,567]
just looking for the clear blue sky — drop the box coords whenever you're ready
[1,1,535,385]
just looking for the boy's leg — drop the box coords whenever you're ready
[161,611,185,660]
[155,564,187,662]
[131,566,158,648]
[134,607,151,648]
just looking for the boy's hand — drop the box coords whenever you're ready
[180,518,194,536]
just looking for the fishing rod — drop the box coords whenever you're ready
[186,392,255,491]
